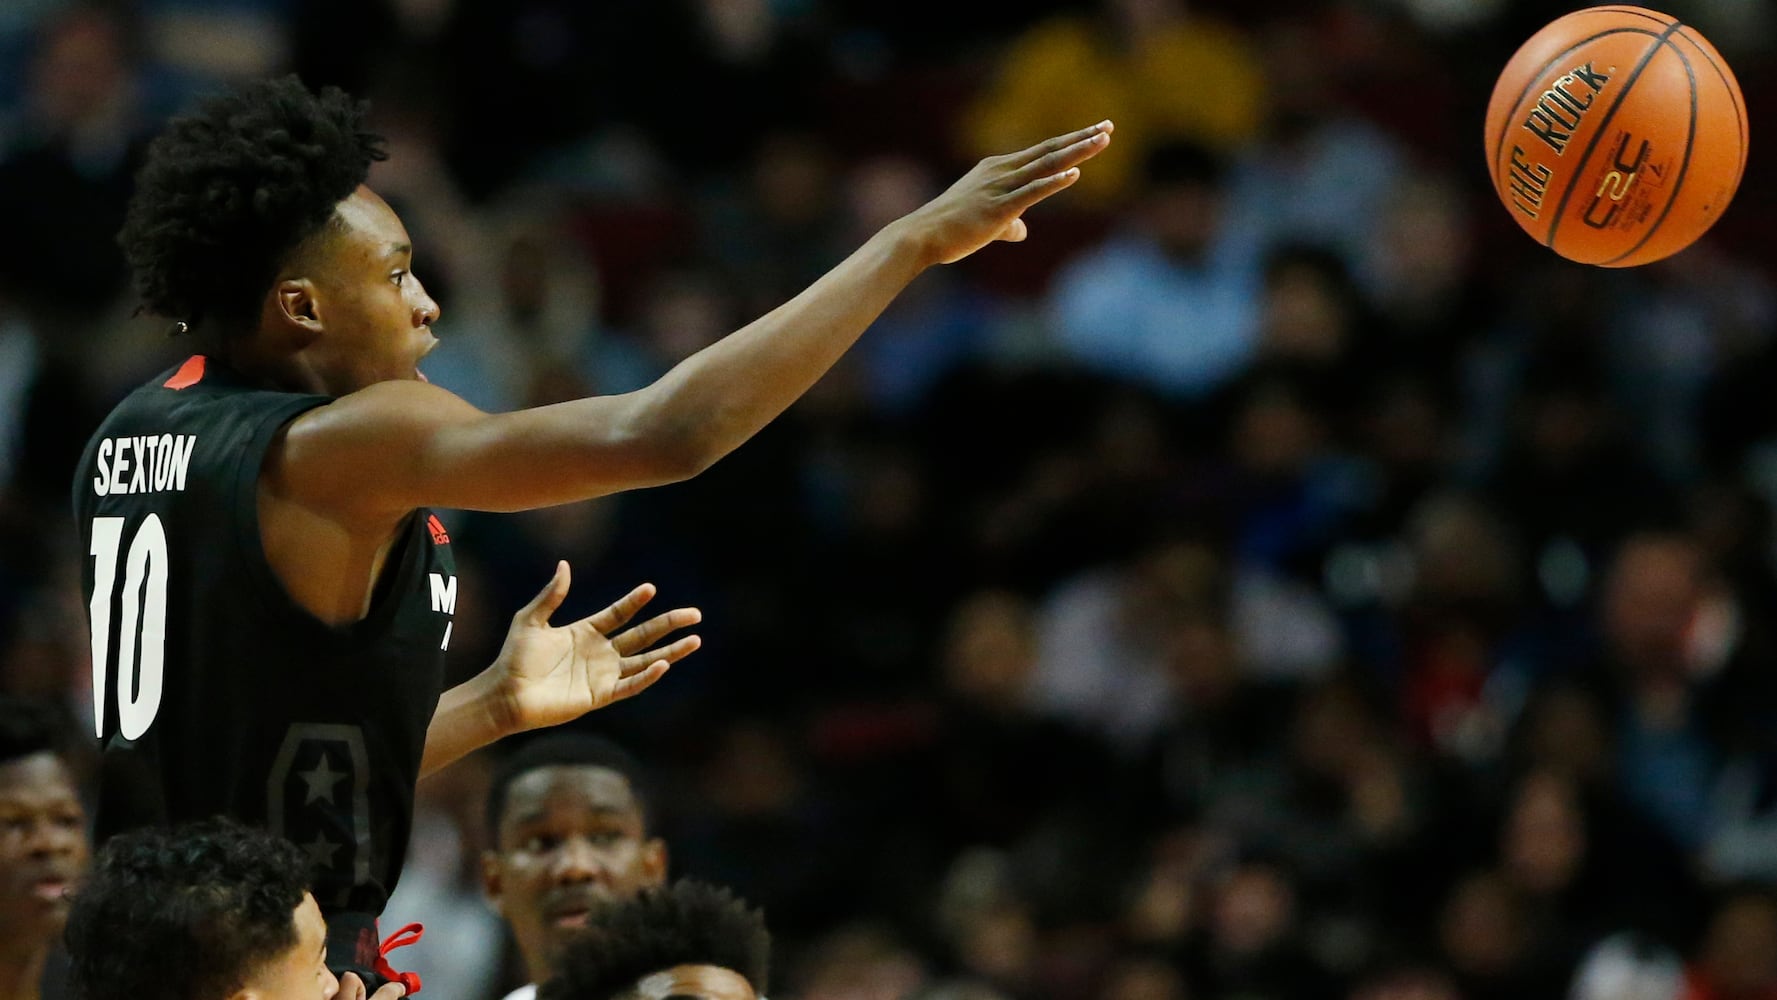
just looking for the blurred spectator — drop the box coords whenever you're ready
[960,0,1264,205]
[1683,887,1777,1000]
[1568,932,1685,1000]
[1219,15,1408,279]
[1045,139,1262,401]
[791,923,930,1000]
[1026,535,1229,751]
[381,751,504,1000]
[0,4,144,327]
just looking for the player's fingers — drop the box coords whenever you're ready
[584,582,658,635]
[610,607,702,655]
[369,984,408,1000]
[610,661,672,702]
[619,634,702,676]
[1001,167,1082,215]
[337,972,369,1000]
[1007,120,1112,167]
[1003,130,1111,188]
[517,561,573,627]
[996,218,1029,244]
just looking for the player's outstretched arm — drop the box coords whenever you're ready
[277,121,1112,518]
[418,562,700,778]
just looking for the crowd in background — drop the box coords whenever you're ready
[7,0,1777,998]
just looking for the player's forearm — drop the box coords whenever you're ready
[417,667,512,779]
[628,220,933,474]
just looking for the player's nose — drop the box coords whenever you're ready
[412,278,440,327]
[550,836,606,883]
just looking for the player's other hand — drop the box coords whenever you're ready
[494,561,701,733]
[335,972,407,1000]
[895,119,1112,267]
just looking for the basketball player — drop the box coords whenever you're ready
[482,734,667,1000]
[75,74,1109,987]
[66,816,410,1000]
[538,881,769,1000]
[0,699,86,1000]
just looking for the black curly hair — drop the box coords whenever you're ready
[540,880,771,1000]
[117,74,386,336]
[0,696,68,766]
[65,816,313,1000]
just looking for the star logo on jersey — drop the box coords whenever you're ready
[299,753,345,804]
[427,514,450,545]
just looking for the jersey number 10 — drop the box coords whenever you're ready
[88,515,168,740]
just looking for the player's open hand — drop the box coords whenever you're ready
[494,561,701,732]
[898,119,1112,266]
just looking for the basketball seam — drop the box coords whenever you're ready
[1545,20,1686,248]
[1490,28,1661,193]
[1586,7,1676,26]
[1672,28,1748,188]
[1601,32,1697,265]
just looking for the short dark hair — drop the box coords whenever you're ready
[66,817,313,1000]
[540,880,771,1000]
[486,732,656,839]
[0,697,68,766]
[118,74,386,334]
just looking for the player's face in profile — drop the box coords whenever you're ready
[244,891,341,1000]
[307,186,441,393]
[0,752,87,941]
[633,964,756,1000]
[485,766,667,961]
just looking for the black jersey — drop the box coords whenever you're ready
[72,355,456,917]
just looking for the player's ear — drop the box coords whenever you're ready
[641,838,668,885]
[481,849,506,907]
[274,278,324,339]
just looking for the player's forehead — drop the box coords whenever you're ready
[330,185,412,256]
[637,965,755,1000]
[505,765,641,821]
[0,752,77,804]
[292,892,326,951]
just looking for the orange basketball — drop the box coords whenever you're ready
[1484,6,1747,267]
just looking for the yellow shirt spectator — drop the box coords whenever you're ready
[961,4,1266,205]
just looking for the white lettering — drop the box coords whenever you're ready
[155,434,174,491]
[128,436,148,493]
[429,573,457,615]
[108,439,132,495]
[169,435,195,492]
[92,435,197,494]
[93,439,114,496]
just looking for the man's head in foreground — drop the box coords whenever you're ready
[538,880,769,1000]
[483,733,669,981]
[0,698,87,961]
[66,816,356,1000]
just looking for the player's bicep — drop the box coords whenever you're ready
[272,381,683,515]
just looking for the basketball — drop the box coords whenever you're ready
[1484,6,1747,267]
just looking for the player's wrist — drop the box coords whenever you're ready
[878,216,942,273]
[477,665,526,739]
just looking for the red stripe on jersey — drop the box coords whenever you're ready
[164,355,207,390]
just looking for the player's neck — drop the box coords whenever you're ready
[0,937,47,1000]
[218,335,329,395]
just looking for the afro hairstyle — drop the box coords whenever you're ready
[117,73,386,335]
[539,880,771,1000]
